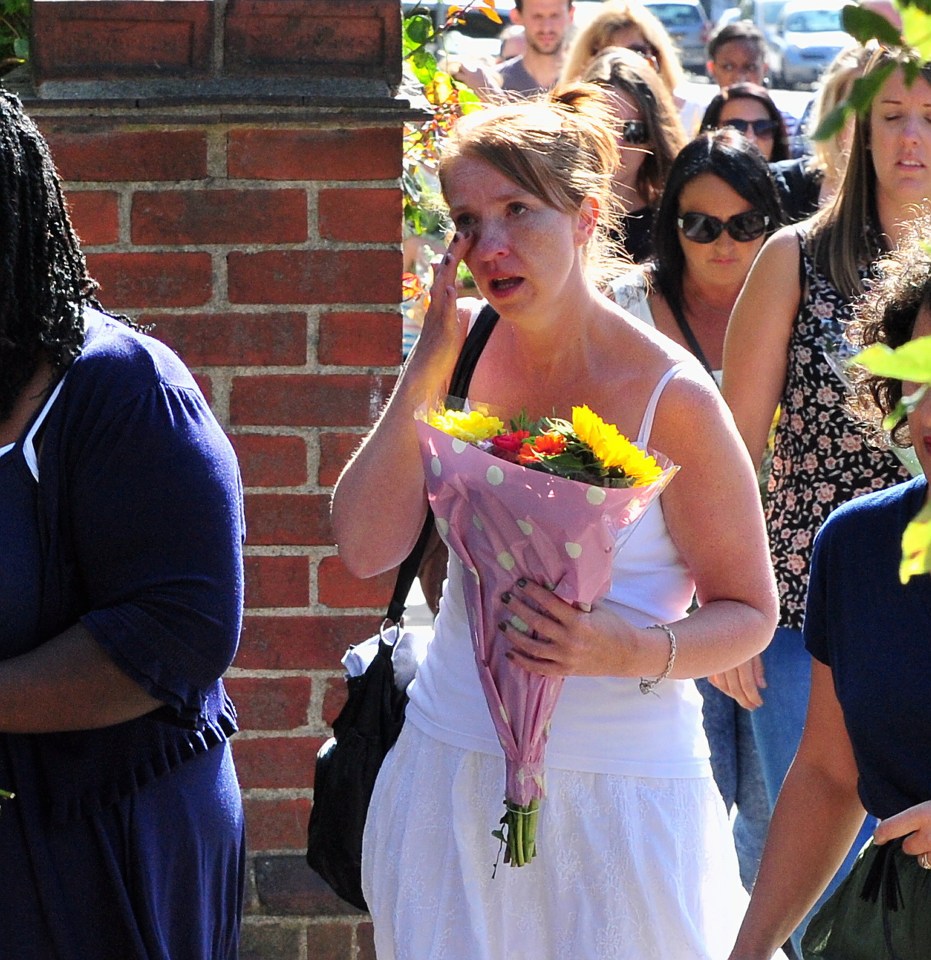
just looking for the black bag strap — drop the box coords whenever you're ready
[384,303,499,624]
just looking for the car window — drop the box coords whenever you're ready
[646,3,703,26]
[784,9,843,31]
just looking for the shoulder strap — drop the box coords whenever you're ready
[638,361,687,448]
[668,299,713,377]
[385,304,500,623]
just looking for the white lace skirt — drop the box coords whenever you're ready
[362,722,752,960]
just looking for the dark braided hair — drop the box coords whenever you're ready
[0,90,95,421]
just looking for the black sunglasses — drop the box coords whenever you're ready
[677,210,770,244]
[722,118,778,138]
[619,120,649,145]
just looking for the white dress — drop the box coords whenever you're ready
[362,364,751,960]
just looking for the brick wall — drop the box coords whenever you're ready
[28,1,414,957]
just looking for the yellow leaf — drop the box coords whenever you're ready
[900,499,931,583]
[900,4,931,62]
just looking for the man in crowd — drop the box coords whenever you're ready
[455,0,573,97]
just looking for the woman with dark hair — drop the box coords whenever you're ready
[609,128,782,893]
[728,217,931,960]
[700,82,791,162]
[720,44,925,954]
[581,45,687,262]
[0,92,245,957]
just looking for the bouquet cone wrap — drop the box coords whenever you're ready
[415,419,678,813]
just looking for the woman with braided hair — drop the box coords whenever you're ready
[0,92,245,958]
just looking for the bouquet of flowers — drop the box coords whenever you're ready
[414,402,678,868]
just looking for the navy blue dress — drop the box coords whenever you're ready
[0,309,245,959]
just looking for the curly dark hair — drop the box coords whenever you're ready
[849,218,931,447]
[0,91,96,422]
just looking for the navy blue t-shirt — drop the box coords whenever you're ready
[804,476,931,819]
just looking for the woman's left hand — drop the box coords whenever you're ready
[499,578,640,678]
[874,801,931,864]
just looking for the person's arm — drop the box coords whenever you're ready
[503,368,779,681]
[721,224,801,470]
[874,801,931,859]
[728,660,867,960]
[709,226,804,707]
[332,232,475,577]
[0,624,160,732]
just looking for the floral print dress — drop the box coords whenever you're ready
[767,230,911,631]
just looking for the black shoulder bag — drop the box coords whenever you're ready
[306,304,498,911]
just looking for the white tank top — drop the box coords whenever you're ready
[407,363,711,778]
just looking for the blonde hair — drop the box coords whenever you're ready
[811,46,931,299]
[809,43,870,174]
[560,0,685,94]
[580,46,687,205]
[439,83,622,284]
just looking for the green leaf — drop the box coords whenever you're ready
[403,13,434,49]
[901,3,931,60]
[900,498,931,582]
[409,48,438,85]
[854,336,931,381]
[842,4,903,45]
[811,101,852,141]
[11,37,26,58]
[849,61,898,111]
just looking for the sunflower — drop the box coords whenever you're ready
[571,405,663,486]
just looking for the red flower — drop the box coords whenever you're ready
[492,430,530,453]
[518,431,566,464]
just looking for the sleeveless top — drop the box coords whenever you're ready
[767,229,911,630]
[407,362,712,779]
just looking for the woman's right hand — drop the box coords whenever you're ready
[708,654,766,710]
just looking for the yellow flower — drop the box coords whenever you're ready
[429,407,505,442]
[571,405,663,486]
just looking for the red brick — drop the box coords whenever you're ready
[230,434,308,489]
[244,493,331,546]
[226,676,312,731]
[225,0,400,85]
[357,923,376,960]
[45,129,208,182]
[317,556,394,610]
[143,312,307,366]
[240,921,305,960]
[227,249,401,306]
[236,615,379,671]
[253,854,363,916]
[318,311,402,367]
[193,373,213,407]
[32,0,212,81]
[230,374,395,428]
[228,127,401,181]
[318,188,401,244]
[87,252,212,308]
[318,431,364,488]
[242,797,312,853]
[305,923,356,960]
[234,735,322,789]
[132,189,307,245]
[244,554,309,608]
[66,190,119,245]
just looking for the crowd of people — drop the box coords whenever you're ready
[358,1,931,958]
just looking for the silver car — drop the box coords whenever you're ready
[643,0,712,73]
[771,0,850,88]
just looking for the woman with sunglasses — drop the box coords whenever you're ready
[580,46,686,263]
[720,45,926,955]
[700,83,790,162]
[609,128,782,894]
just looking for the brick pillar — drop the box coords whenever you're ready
[28,2,414,958]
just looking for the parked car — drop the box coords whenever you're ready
[770,0,850,88]
[643,0,712,72]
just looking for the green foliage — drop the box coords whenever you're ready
[0,0,29,73]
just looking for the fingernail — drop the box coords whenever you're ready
[443,253,451,265]
[453,232,461,243]
[501,591,511,604]
[516,578,527,588]
[498,621,508,632]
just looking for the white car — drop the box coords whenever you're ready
[771,0,850,88]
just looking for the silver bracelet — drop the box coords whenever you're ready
[639,623,677,696]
